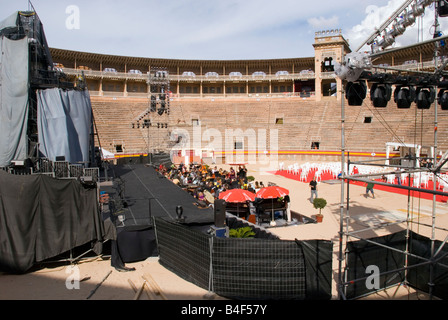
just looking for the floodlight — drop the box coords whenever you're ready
[438,0,448,17]
[394,85,416,108]
[403,9,416,27]
[378,30,395,49]
[371,83,392,108]
[416,87,436,109]
[346,81,367,106]
[438,89,448,110]
[391,19,406,36]
[414,2,425,16]
[334,52,371,82]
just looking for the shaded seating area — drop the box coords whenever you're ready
[255,198,288,225]
[255,185,290,226]
[219,188,255,220]
[218,185,293,226]
[225,202,251,219]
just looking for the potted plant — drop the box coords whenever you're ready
[229,226,256,238]
[313,198,327,223]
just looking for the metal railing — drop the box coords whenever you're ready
[1,159,100,182]
[62,67,316,82]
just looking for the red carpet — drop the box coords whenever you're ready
[271,169,448,203]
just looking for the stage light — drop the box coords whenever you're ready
[438,0,448,17]
[416,87,436,109]
[345,81,367,106]
[394,85,416,109]
[378,30,395,49]
[403,8,416,28]
[391,19,406,37]
[369,0,432,51]
[176,205,184,223]
[334,52,371,82]
[370,83,392,108]
[438,89,448,110]
[414,2,425,16]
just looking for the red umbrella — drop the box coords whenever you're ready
[255,186,289,226]
[219,189,255,203]
[256,186,289,199]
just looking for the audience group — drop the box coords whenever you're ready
[157,163,265,204]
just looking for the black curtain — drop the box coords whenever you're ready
[0,170,103,273]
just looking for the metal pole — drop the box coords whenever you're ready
[338,82,346,299]
[429,5,441,300]
[345,153,351,298]
[404,171,412,285]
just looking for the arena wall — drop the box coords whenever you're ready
[91,94,448,164]
[49,28,446,165]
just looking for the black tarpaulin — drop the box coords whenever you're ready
[0,170,103,273]
[345,231,407,299]
[298,239,334,300]
[113,164,215,225]
[155,217,334,300]
[407,232,448,300]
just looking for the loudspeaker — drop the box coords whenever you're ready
[214,199,226,228]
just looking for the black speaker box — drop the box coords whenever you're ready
[214,199,226,228]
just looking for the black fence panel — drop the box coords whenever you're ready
[155,218,211,290]
[345,231,407,299]
[154,217,333,300]
[407,232,448,300]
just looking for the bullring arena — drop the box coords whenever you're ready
[1,2,448,305]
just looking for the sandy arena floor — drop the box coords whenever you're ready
[1,161,446,301]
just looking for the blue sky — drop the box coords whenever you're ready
[1,0,446,59]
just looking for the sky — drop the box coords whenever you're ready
[1,0,447,60]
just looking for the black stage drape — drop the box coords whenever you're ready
[0,170,103,273]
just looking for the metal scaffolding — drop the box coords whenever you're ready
[337,0,448,300]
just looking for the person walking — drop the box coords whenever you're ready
[309,177,318,203]
[365,180,375,198]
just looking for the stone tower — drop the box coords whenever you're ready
[313,29,351,101]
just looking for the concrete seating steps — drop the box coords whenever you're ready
[90,96,448,155]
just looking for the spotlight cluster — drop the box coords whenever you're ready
[371,0,433,53]
[345,71,448,109]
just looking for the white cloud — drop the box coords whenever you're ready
[3,0,437,59]
[307,16,339,29]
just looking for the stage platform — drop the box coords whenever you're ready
[102,163,215,228]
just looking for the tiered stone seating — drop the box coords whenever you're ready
[90,95,448,161]
[91,97,172,153]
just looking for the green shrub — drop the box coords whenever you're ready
[313,198,327,215]
[229,226,256,238]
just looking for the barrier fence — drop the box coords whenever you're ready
[154,217,333,300]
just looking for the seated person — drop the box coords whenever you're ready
[194,190,209,208]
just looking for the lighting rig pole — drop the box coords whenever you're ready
[429,0,442,300]
[338,77,347,300]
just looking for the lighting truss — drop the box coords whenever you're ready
[356,0,436,53]
[148,67,170,117]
